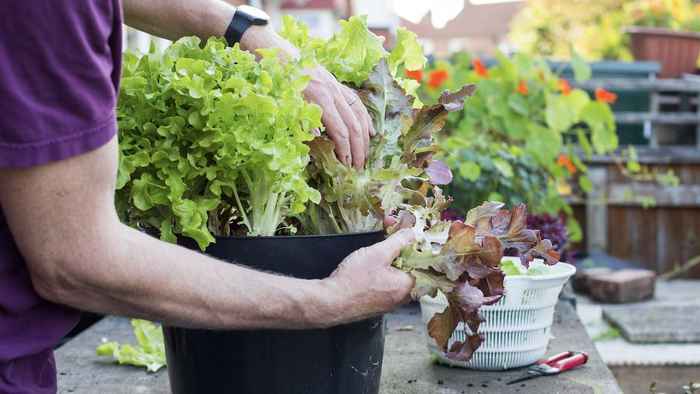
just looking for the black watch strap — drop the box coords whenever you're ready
[224,6,269,46]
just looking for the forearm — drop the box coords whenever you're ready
[122,0,298,57]
[122,0,234,43]
[39,220,339,330]
[0,138,338,330]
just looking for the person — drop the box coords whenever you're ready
[0,1,415,393]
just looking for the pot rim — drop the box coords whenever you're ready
[625,26,700,39]
[210,229,385,241]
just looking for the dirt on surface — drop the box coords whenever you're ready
[611,366,700,394]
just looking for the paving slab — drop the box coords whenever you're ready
[604,305,700,343]
[577,279,700,366]
[56,301,621,394]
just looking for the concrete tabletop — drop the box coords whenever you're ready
[56,301,621,394]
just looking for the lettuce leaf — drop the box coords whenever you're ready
[357,59,414,169]
[315,16,386,86]
[116,37,323,247]
[96,320,166,373]
[301,60,473,235]
[388,27,427,77]
[402,85,476,168]
[392,202,560,361]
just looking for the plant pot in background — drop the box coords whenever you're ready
[627,27,700,78]
[164,231,386,394]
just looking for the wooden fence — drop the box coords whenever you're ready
[572,147,700,278]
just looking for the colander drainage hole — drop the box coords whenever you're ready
[481,384,488,388]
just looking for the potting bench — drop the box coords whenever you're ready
[55,300,622,393]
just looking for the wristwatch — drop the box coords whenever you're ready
[224,5,270,46]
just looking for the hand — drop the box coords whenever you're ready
[319,229,415,326]
[303,66,375,169]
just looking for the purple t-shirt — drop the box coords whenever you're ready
[0,2,122,393]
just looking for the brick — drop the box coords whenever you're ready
[587,269,656,303]
[573,267,613,294]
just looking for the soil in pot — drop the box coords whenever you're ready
[164,231,386,394]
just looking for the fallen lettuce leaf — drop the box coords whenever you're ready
[96,319,166,373]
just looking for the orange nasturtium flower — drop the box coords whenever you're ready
[405,69,423,82]
[472,58,489,77]
[557,154,577,175]
[517,80,528,95]
[595,87,617,104]
[558,79,572,95]
[427,69,449,89]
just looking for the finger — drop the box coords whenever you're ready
[349,103,369,156]
[383,215,398,228]
[360,110,370,163]
[321,102,352,166]
[344,95,371,165]
[334,95,365,169]
[371,229,416,265]
[365,109,377,137]
[391,270,416,303]
[356,97,376,137]
[341,87,375,138]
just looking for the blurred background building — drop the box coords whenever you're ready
[124,1,525,56]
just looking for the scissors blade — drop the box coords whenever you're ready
[506,373,540,385]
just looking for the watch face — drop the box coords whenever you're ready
[238,5,270,23]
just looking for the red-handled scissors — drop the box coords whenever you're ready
[506,351,589,385]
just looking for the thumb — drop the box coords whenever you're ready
[373,229,416,265]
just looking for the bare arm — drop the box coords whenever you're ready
[121,0,293,55]
[0,137,414,329]
[122,0,373,169]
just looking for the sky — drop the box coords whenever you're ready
[391,0,522,28]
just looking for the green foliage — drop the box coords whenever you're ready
[509,0,632,60]
[281,15,387,86]
[96,320,166,372]
[388,28,427,76]
[571,51,592,83]
[510,0,700,61]
[415,53,619,240]
[118,16,432,248]
[281,16,452,235]
[116,37,322,248]
[627,0,700,32]
[592,326,621,342]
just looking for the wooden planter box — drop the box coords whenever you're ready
[627,27,700,78]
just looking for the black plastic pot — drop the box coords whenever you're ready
[163,231,386,394]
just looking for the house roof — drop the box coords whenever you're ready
[400,2,524,39]
[280,0,345,11]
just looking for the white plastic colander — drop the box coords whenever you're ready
[419,258,576,370]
